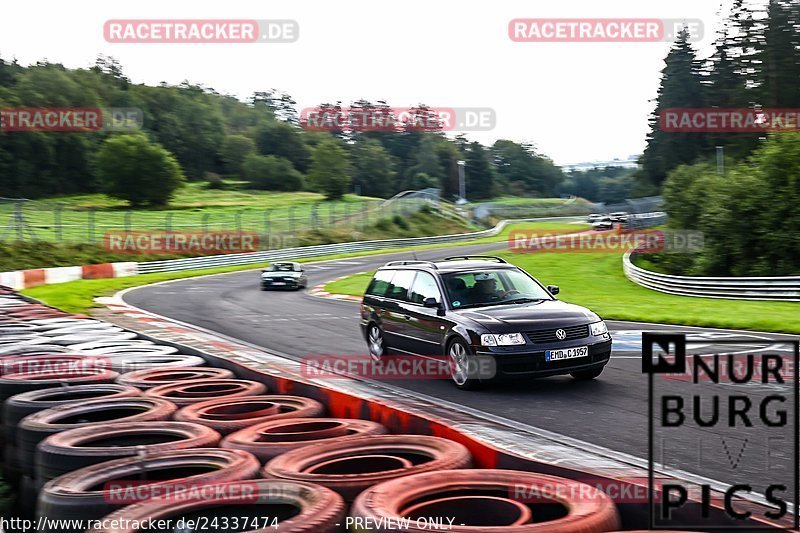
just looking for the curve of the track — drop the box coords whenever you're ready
[125,242,798,492]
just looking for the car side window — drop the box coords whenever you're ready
[366,270,395,297]
[409,272,441,304]
[384,270,415,301]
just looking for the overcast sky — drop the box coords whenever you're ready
[0,0,731,164]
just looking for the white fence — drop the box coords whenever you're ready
[623,249,800,301]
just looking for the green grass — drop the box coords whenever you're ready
[324,236,800,334]
[1,182,386,243]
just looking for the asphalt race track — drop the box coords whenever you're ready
[125,242,799,497]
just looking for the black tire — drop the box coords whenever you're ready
[447,338,481,391]
[571,367,605,381]
[3,384,140,441]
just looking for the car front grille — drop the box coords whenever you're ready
[525,324,589,343]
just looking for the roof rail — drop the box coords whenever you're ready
[442,256,508,263]
[384,260,438,268]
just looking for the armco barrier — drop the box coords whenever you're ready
[623,249,800,301]
[0,216,585,289]
[134,216,582,274]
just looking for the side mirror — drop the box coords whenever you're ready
[547,285,560,295]
[423,297,441,308]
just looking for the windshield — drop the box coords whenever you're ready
[268,263,297,272]
[442,269,552,309]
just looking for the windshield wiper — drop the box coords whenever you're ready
[504,297,547,304]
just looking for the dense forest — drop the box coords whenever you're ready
[641,0,800,276]
[0,56,564,204]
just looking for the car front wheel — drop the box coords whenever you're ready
[448,338,481,390]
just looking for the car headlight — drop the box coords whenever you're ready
[481,333,526,346]
[590,321,608,336]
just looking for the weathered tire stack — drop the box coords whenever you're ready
[0,287,624,532]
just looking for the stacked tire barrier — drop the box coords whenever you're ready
[0,284,705,532]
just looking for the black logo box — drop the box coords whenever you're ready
[643,332,800,531]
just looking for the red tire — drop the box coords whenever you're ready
[86,479,345,533]
[221,418,388,462]
[176,395,325,435]
[117,367,234,389]
[262,434,472,501]
[350,469,621,532]
[38,449,261,528]
[144,379,267,406]
[36,421,221,481]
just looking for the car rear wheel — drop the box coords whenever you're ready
[571,367,604,380]
[367,324,384,362]
[448,339,480,391]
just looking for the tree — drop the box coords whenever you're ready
[307,139,350,200]
[350,139,396,197]
[96,133,184,207]
[638,28,707,187]
[220,134,256,175]
[463,141,495,200]
[254,121,311,172]
[242,154,303,191]
[492,140,563,196]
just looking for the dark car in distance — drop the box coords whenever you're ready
[260,261,308,290]
[360,256,612,389]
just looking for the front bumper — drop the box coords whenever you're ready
[261,278,301,289]
[476,338,612,380]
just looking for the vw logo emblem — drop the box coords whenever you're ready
[555,329,567,340]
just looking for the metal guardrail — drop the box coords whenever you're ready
[623,249,800,301]
[137,216,583,274]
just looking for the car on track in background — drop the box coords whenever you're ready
[591,216,614,231]
[587,213,604,223]
[260,262,308,290]
[609,211,629,223]
[360,256,612,390]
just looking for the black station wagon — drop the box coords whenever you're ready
[359,256,612,389]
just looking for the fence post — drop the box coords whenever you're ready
[329,202,335,225]
[263,209,271,250]
[87,207,96,243]
[124,211,132,235]
[288,206,296,234]
[311,204,318,230]
[202,213,210,235]
[235,210,243,240]
[54,204,64,242]
[164,213,173,233]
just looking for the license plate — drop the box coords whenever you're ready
[272,282,286,285]
[545,346,588,361]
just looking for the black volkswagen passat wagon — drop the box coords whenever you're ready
[359,256,612,389]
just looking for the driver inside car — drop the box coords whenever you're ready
[471,276,504,302]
